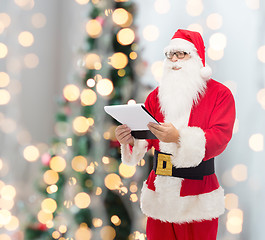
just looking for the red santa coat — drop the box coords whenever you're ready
[121,79,236,223]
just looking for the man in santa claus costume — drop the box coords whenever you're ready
[115,29,236,240]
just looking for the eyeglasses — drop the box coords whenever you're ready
[165,51,189,59]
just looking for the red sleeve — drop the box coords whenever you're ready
[144,88,158,151]
[204,87,236,160]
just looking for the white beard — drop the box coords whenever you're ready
[158,56,207,127]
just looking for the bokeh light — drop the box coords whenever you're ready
[231,164,248,182]
[75,225,92,240]
[24,53,39,68]
[129,51,137,60]
[117,28,135,45]
[186,0,203,16]
[187,24,203,35]
[0,42,8,58]
[37,210,53,224]
[104,173,122,190]
[74,192,91,208]
[86,19,102,38]
[14,0,33,8]
[43,170,59,185]
[75,0,90,4]
[0,209,11,225]
[154,0,171,14]
[52,231,60,239]
[130,182,138,193]
[23,145,40,162]
[0,198,14,211]
[32,13,47,28]
[18,31,34,47]
[1,118,17,134]
[72,156,88,172]
[86,78,95,87]
[249,133,264,152]
[87,118,94,126]
[246,0,260,10]
[41,198,57,213]
[111,215,121,226]
[46,221,54,228]
[143,25,159,42]
[95,187,102,195]
[0,22,4,34]
[209,33,227,51]
[206,13,223,30]
[225,193,239,210]
[1,185,16,201]
[46,185,58,194]
[85,53,101,69]
[117,69,126,77]
[127,99,136,105]
[86,162,95,174]
[4,216,19,231]
[96,78,114,96]
[257,45,265,63]
[119,163,136,178]
[80,89,97,106]
[151,61,164,82]
[93,218,103,227]
[112,8,129,25]
[257,88,265,109]
[72,116,90,135]
[100,226,116,240]
[0,234,11,240]
[109,52,128,69]
[50,156,66,172]
[207,48,224,61]
[63,84,80,102]
[226,208,243,234]
[59,225,67,233]
[130,193,138,202]
[68,177,77,186]
[0,13,11,28]
[0,89,11,105]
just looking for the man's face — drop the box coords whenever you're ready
[165,51,191,70]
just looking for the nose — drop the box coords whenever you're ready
[171,55,178,62]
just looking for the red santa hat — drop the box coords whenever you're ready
[164,29,212,80]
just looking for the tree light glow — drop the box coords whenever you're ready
[86,19,102,38]
[96,79,114,96]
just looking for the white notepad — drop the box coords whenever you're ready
[104,104,159,139]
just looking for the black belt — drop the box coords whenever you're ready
[153,150,215,180]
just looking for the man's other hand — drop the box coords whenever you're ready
[148,122,179,144]
[115,125,134,146]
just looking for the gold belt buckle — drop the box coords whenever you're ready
[155,153,173,176]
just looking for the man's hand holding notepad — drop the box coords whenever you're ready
[104,104,159,139]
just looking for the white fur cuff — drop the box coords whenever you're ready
[120,139,148,166]
[171,127,206,168]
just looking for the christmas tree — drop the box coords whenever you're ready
[24,0,148,239]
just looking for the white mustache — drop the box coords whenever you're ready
[164,61,184,70]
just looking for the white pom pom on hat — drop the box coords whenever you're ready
[200,64,212,80]
[165,29,212,80]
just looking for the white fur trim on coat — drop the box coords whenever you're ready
[159,127,206,168]
[164,126,206,168]
[140,177,224,223]
[120,139,148,166]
